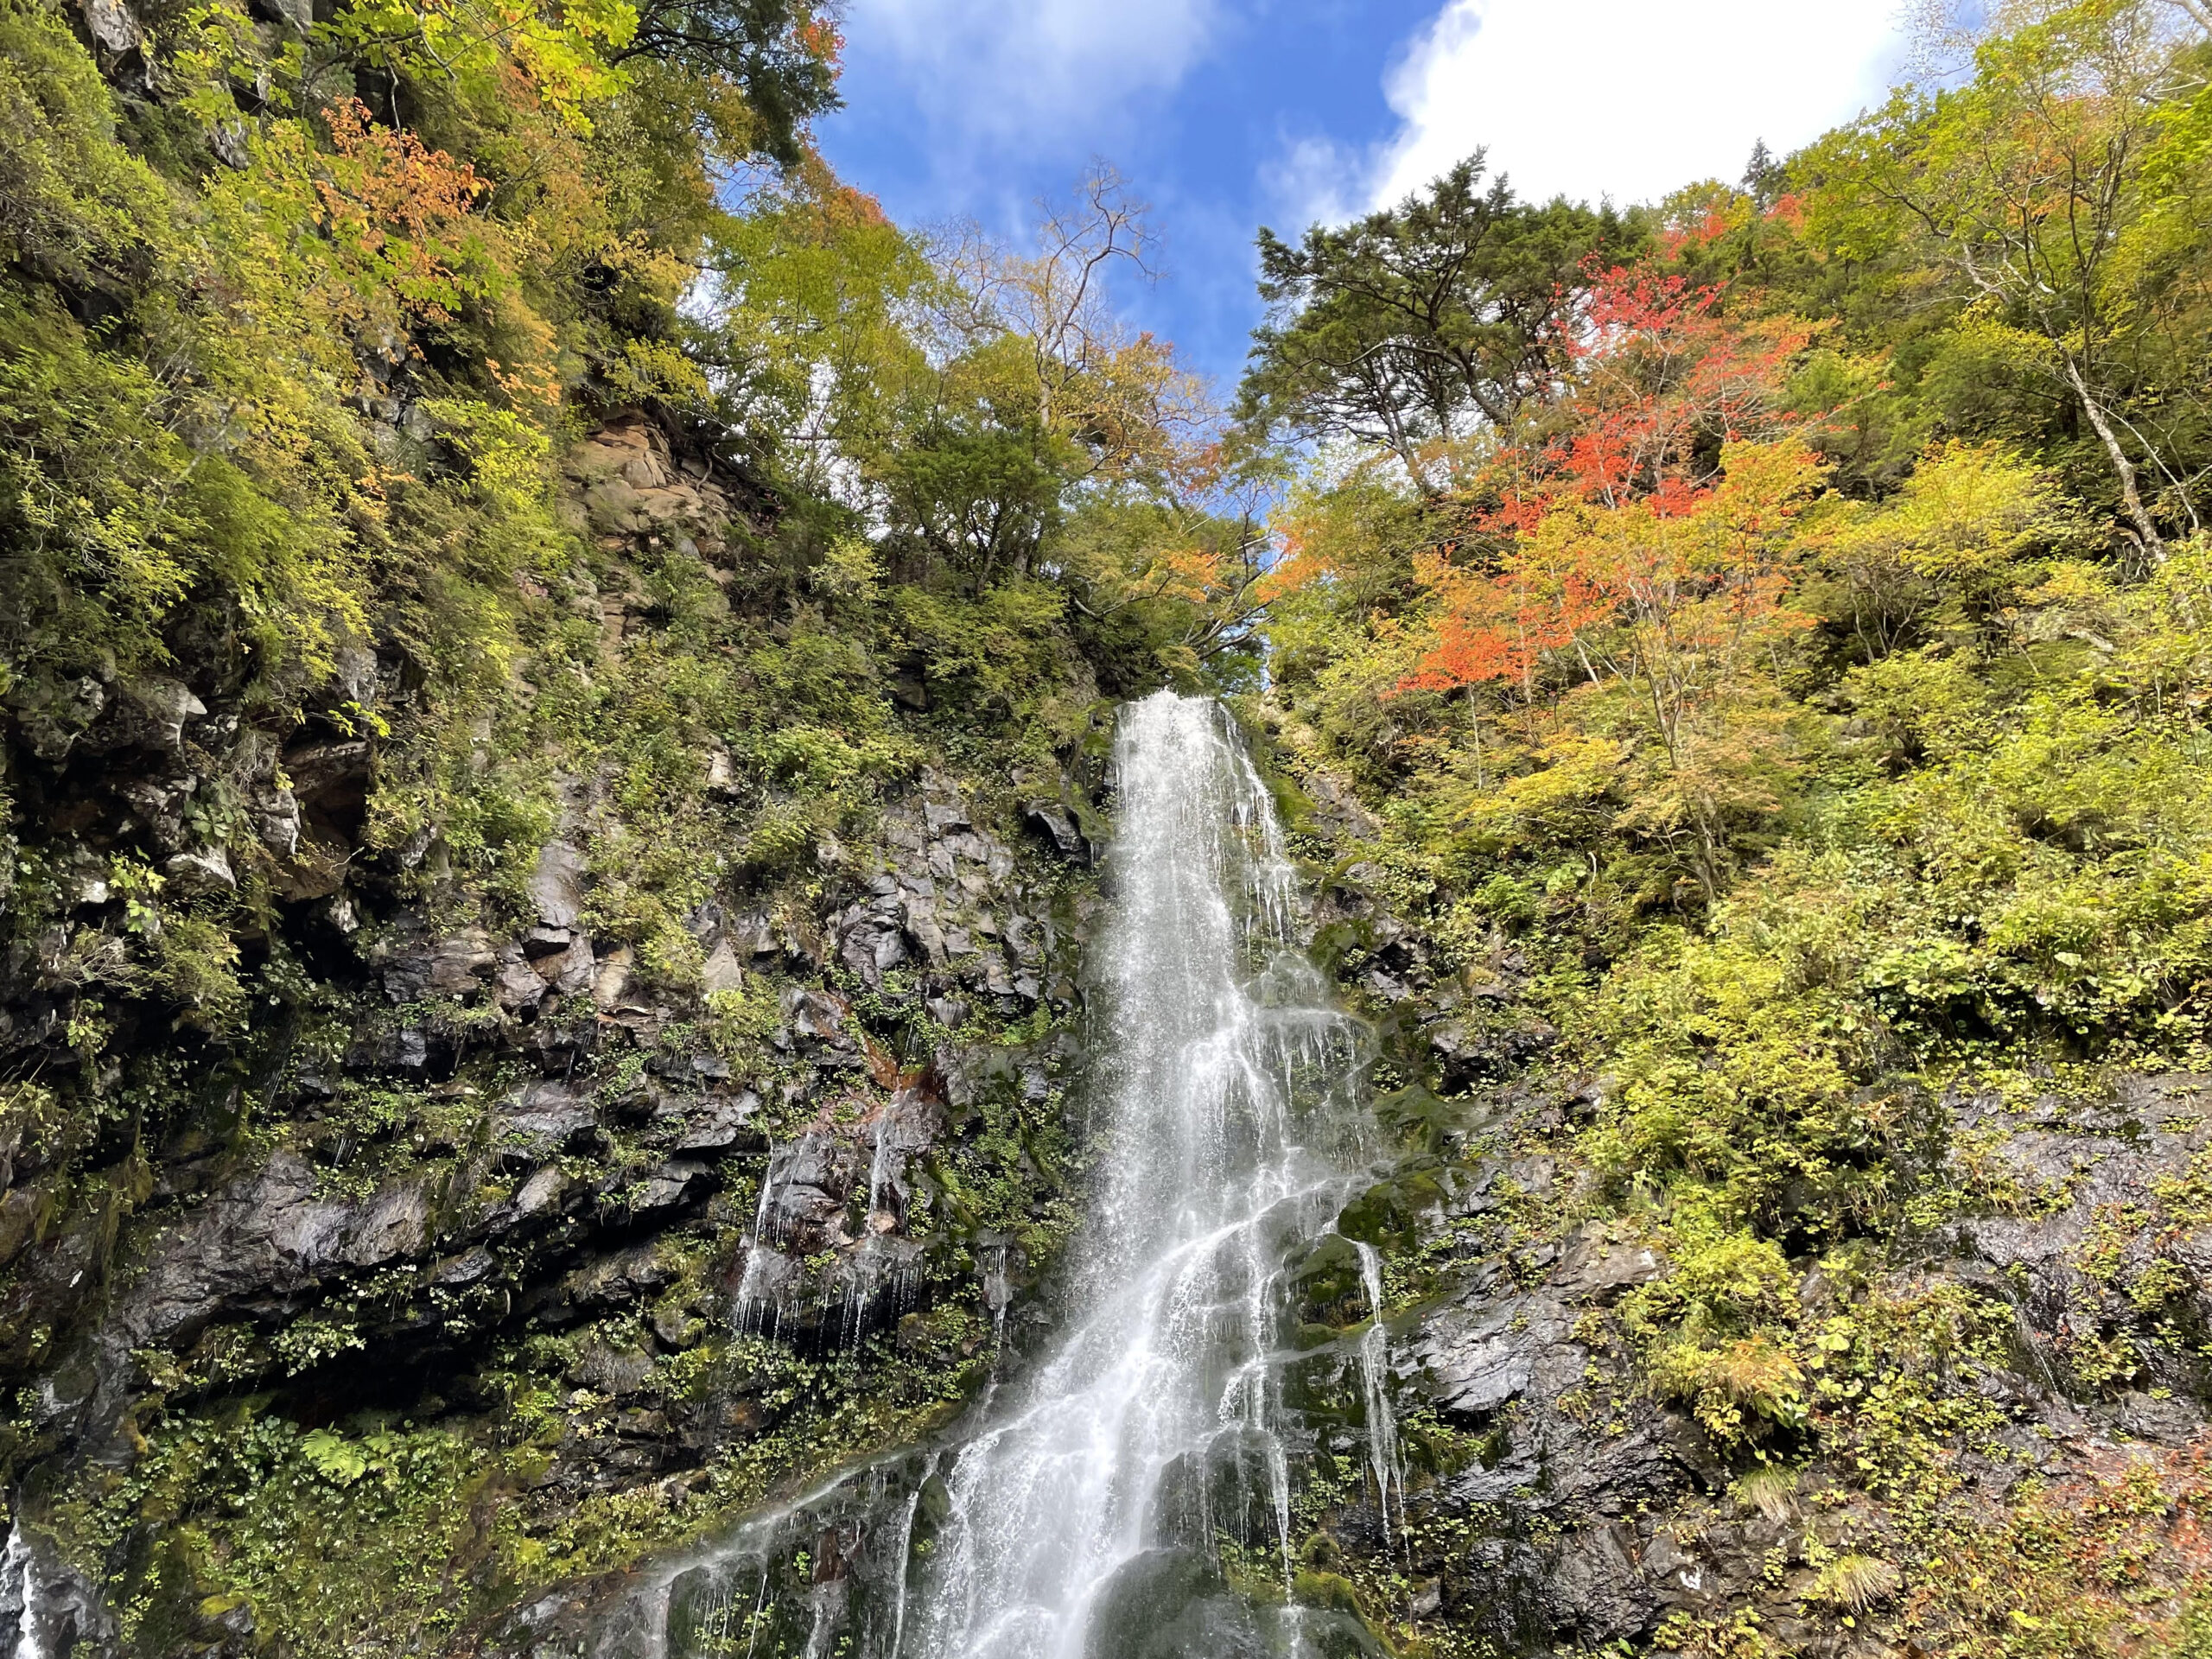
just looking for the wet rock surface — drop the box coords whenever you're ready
[0,751,1098,1649]
[1277,749,2212,1657]
[0,416,1115,1656]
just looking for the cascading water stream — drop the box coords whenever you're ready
[3,1524,42,1659]
[902,691,1372,1659]
[605,691,1386,1659]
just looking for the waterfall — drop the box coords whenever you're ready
[609,692,1377,1659]
[1353,1242,1404,1545]
[2,1524,41,1659]
[903,691,1370,1659]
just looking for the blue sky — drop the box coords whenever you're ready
[816,0,1915,393]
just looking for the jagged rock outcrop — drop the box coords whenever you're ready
[0,405,1116,1655]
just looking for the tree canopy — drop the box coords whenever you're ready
[1239,156,1630,485]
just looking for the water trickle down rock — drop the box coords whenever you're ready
[1354,1240,1406,1547]
[1,1522,114,1658]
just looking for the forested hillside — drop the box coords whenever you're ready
[1248,3,2212,1652]
[0,0,1250,1644]
[6,0,2212,1652]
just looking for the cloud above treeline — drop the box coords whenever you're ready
[843,0,1910,222]
[1363,0,1908,213]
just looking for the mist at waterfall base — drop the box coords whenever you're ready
[601,693,1403,1659]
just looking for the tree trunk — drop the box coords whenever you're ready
[2161,0,2212,37]
[2066,355,2167,562]
[1466,683,1486,792]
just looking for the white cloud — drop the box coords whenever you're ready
[844,0,1219,149]
[1368,0,1909,213]
[1261,133,1367,232]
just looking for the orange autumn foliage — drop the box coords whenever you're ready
[1398,261,1816,707]
[795,13,844,65]
[1529,260,1809,516]
[1397,548,1608,698]
[1400,438,1825,713]
[315,99,490,323]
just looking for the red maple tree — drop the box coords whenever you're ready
[1396,259,1813,705]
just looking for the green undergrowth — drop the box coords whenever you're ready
[1263,226,2212,1649]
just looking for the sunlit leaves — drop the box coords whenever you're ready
[0,0,169,276]
[327,0,639,131]
[1803,0,2210,550]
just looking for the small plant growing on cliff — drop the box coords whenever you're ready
[1731,1462,1800,1522]
[707,982,783,1052]
[270,1311,366,1376]
[1809,1553,1901,1613]
[301,1429,369,1484]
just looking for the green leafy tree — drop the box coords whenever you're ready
[1807,0,2212,556]
[1239,155,1632,486]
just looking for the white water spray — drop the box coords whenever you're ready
[903,691,1371,1659]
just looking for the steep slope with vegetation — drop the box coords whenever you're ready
[12,0,2212,1653]
[0,0,1260,1649]
[1251,3,2212,1654]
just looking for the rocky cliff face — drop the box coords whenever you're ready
[1269,721,2212,1659]
[10,408,2210,1658]
[0,412,1111,1656]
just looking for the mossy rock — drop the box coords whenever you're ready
[1309,920,1373,977]
[1336,1165,1448,1250]
[1371,1084,1467,1157]
[1087,1546,1268,1659]
[1287,1577,1394,1656]
[1291,1230,1367,1318]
